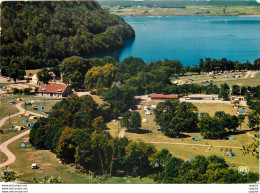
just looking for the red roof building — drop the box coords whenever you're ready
[38,84,72,98]
[150,93,179,101]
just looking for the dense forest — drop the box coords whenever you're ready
[0,1,135,70]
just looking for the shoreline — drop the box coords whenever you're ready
[121,14,260,18]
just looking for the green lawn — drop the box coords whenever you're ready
[107,102,259,173]
[21,97,62,116]
[175,71,260,87]
[7,133,154,183]
[0,97,20,120]
[203,75,260,87]
[0,115,33,143]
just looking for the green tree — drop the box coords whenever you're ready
[23,87,32,95]
[125,140,156,177]
[232,85,240,95]
[56,127,86,164]
[85,63,117,90]
[155,100,198,137]
[248,111,260,130]
[199,116,226,139]
[6,63,24,83]
[60,56,91,90]
[37,68,50,84]
[237,115,245,130]
[128,111,141,131]
[152,148,172,172]
[219,83,230,101]
[1,170,18,182]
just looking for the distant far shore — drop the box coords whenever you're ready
[105,5,260,17]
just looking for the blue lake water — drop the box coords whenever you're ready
[97,16,260,66]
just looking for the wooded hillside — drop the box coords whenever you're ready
[0,1,135,70]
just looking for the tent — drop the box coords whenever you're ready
[145,111,151,115]
[229,137,236,140]
[25,102,32,106]
[24,113,31,117]
[185,158,195,163]
[21,143,26,148]
[228,152,235,157]
[238,110,244,114]
[151,104,157,109]
[29,116,38,120]
[22,119,28,123]
[45,111,51,115]
[15,126,25,131]
[143,119,148,123]
[27,122,35,127]
[38,106,44,110]
[192,136,201,141]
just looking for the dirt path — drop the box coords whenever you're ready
[0,102,44,168]
[149,142,242,149]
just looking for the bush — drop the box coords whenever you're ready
[12,88,20,95]
[23,87,32,95]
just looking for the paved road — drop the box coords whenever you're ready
[149,141,242,149]
[0,130,30,168]
[0,102,44,168]
[0,102,25,128]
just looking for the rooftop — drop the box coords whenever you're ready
[38,84,69,94]
[150,93,178,99]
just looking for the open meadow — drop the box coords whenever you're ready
[173,71,259,87]
[108,102,259,173]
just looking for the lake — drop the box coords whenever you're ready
[97,16,260,66]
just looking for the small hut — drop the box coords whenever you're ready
[27,122,35,127]
[21,143,26,148]
[229,137,236,141]
[22,119,28,123]
[192,136,201,141]
[228,152,235,157]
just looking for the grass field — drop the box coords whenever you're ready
[107,102,259,173]
[21,97,62,116]
[203,75,260,87]
[0,114,35,143]
[0,97,20,120]
[6,133,154,183]
[107,6,260,17]
[174,71,259,87]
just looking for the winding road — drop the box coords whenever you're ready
[0,102,44,168]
